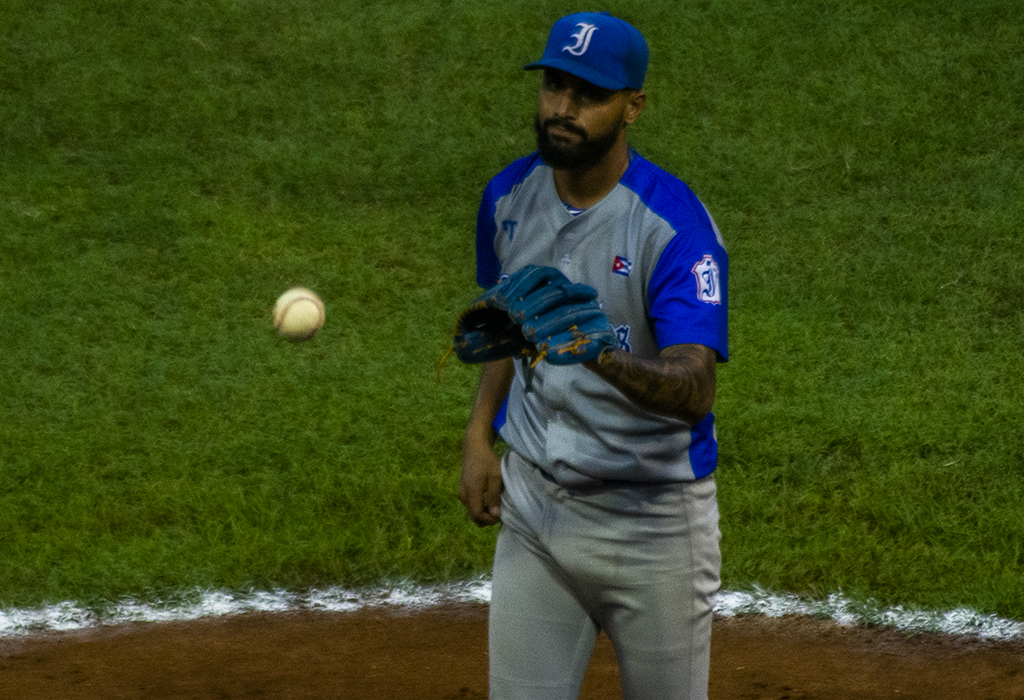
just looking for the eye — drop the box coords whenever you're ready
[542,70,567,91]
[579,84,617,103]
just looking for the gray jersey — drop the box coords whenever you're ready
[476,150,729,486]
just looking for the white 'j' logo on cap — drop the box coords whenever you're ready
[563,23,598,56]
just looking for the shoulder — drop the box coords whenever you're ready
[620,152,722,246]
[485,152,546,200]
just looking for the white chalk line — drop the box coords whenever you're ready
[2,581,1021,642]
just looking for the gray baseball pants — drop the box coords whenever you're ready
[489,450,721,700]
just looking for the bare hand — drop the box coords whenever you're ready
[459,437,503,527]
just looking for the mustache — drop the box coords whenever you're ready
[539,117,587,139]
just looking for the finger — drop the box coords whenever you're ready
[511,282,598,323]
[524,303,605,341]
[459,480,498,527]
[475,511,500,527]
[485,474,503,522]
[500,265,565,303]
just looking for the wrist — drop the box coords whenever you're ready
[584,347,619,372]
[597,347,616,366]
[464,419,497,449]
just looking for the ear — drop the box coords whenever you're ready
[624,90,647,125]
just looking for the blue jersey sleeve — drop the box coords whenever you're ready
[621,152,728,361]
[476,182,501,289]
[648,227,729,361]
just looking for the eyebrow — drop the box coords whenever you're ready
[543,70,618,100]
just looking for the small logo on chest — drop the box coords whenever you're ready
[612,255,632,277]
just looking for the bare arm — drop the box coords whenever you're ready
[584,343,717,425]
[459,358,514,527]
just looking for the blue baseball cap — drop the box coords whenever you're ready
[524,12,648,90]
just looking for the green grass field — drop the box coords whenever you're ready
[2,0,1022,618]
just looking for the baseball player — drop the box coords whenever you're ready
[458,12,728,700]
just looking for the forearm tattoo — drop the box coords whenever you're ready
[591,344,716,424]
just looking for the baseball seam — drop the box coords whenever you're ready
[275,295,325,332]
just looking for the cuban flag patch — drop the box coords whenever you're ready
[612,255,632,277]
[691,255,722,304]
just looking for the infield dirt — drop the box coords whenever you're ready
[1,605,1021,699]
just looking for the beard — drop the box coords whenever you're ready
[534,114,621,171]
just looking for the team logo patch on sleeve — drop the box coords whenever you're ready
[612,255,632,277]
[691,255,722,304]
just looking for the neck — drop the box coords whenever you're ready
[553,139,630,210]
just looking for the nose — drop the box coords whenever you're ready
[550,88,579,118]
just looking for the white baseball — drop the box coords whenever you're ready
[273,287,325,341]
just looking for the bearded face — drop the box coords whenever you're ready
[534,112,622,171]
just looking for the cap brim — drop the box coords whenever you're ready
[523,58,628,90]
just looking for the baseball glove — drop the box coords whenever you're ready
[449,265,617,366]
